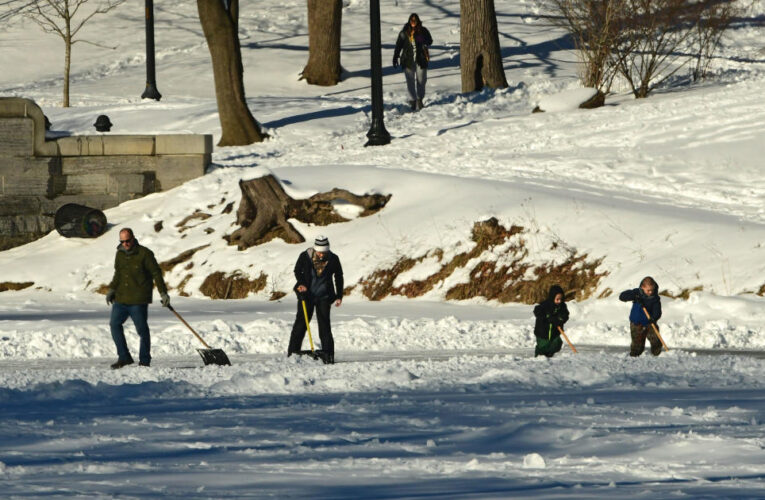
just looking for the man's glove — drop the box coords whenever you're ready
[105,289,115,306]
[160,293,170,308]
[392,56,399,68]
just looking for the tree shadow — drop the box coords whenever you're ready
[263,105,361,129]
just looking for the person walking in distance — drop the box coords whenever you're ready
[287,235,344,364]
[393,13,433,111]
[105,228,170,369]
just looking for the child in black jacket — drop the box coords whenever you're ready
[533,285,569,358]
[618,276,662,356]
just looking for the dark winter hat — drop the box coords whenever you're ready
[314,235,330,252]
[548,284,565,301]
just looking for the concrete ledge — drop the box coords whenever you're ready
[56,135,157,156]
[60,155,156,175]
[156,134,212,155]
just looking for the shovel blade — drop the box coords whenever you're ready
[197,348,231,366]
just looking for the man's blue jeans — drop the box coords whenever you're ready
[110,303,151,364]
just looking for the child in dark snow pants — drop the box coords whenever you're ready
[533,285,569,357]
[619,276,662,356]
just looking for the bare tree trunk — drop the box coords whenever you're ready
[460,0,508,92]
[197,0,265,146]
[301,0,342,86]
[227,175,391,250]
[64,13,71,108]
[64,35,71,108]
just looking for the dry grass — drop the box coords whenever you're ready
[598,288,613,298]
[159,245,210,273]
[661,285,703,300]
[199,271,267,299]
[393,219,523,299]
[0,281,34,292]
[757,283,765,296]
[354,217,608,304]
[175,274,194,297]
[358,218,522,301]
[358,256,420,301]
[176,210,212,232]
[446,252,607,304]
[270,291,288,301]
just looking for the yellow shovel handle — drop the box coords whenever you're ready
[642,306,669,351]
[557,326,578,353]
[301,299,315,353]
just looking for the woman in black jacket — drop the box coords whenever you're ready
[287,235,344,364]
[392,13,433,111]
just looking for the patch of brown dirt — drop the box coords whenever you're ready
[270,291,287,301]
[0,281,34,292]
[199,271,267,299]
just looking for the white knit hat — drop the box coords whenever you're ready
[314,235,330,252]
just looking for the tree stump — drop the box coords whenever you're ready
[226,174,391,250]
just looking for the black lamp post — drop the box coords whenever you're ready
[141,0,162,100]
[365,0,390,146]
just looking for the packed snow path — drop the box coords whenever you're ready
[1,350,764,499]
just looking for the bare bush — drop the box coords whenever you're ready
[544,0,743,97]
[544,0,622,91]
[690,0,742,81]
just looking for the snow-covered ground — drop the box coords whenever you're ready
[1,0,765,497]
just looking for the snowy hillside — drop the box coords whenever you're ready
[1,0,765,497]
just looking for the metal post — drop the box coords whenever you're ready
[365,0,390,146]
[141,0,162,100]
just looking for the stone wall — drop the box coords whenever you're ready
[0,97,212,250]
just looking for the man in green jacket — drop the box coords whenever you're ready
[106,228,170,369]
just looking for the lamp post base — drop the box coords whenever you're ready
[141,83,162,101]
[365,119,390,147]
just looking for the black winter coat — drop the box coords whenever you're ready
[293,248,344,301]
[393,24,433,70]
[533,285,569,340]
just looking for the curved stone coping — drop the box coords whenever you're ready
[0,97,213,157]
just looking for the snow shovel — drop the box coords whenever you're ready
[168,305,231,366]
[642,306,669,352]
[297,299,322,361]
[557,326,578,354]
